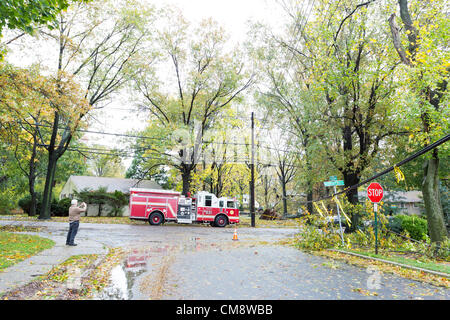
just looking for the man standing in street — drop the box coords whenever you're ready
[66,199,87,246]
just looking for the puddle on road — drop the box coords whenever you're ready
[94,260,148,300]
[95,238,227,300]
[95,243,184,300]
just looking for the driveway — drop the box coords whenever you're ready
[0,219,448,300]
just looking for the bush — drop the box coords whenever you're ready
[51,198,72,217]
[74,188,128,217]
[18,194,71,217]
[387,216,403,234]
[18,193,42,216]
[393,214,428,241]
[0,187,19,214]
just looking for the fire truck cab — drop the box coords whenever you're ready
[129,188,239,227]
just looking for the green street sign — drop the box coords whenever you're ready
[330,176,337,181]
[324,180,344,187]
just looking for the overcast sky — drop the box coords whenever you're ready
[151,0,283,40]
[7,0,288,168]
[87,0,287,166]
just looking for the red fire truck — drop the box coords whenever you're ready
[129,188,239,227]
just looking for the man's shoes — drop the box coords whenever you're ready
[67,243,77,246]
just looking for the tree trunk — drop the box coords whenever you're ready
[202,160,206,191]
[181,168,192,196]
[40,153,57,219]
[281,177,288,218]
[343,171,360,204]
[304,150,314,215]
[28,134,38,217]
[390,0,448,244]
[306,191,313,216]
[29,179,37,217]
[422,152,448,243]
[264,176,270,209]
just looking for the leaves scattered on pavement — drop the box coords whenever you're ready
[0,225,45,233]
[1,254,98,300]
[1,247,126,300]
[317,250,449,288]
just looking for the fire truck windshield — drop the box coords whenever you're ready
[227,201,235,208]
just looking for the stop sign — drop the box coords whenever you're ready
[367,183,383,203]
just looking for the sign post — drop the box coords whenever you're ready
[324,177,345,246]
[367,182,383,254]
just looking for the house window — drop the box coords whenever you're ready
[205,195,212,207]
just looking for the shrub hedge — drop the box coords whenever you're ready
[389,214,428,241]
[18,193,71,217]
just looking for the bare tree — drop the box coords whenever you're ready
[18,1,154,218]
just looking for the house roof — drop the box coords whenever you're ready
[66,176,162,194]
[358,190,423,203]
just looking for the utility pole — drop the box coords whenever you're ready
[250,112,255,227]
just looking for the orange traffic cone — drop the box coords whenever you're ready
[232,227,239,241]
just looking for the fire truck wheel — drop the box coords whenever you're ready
[149,212,164,225]
[214,215,228,228]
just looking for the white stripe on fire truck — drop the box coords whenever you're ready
[131,201,175,216]
[167,203,175,215]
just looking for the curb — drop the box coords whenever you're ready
[329,249,449,279]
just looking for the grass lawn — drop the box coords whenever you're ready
[0,214,146,225]
[0,232,55,270]
[340,248,450,275]
[238,215,299,228]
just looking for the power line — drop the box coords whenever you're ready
[303,133,450,205]
[16,121,168,142]
[35,141,298,169]
[15,120,297,154]
[51,133,450,190]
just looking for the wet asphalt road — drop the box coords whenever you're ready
[162,245,449,300]
[0,219,449,300]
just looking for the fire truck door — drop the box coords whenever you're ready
[219,200,225,214]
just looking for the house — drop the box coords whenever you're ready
[241,194,261,209]
[60,175,162,217]
[358,190,423,216]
